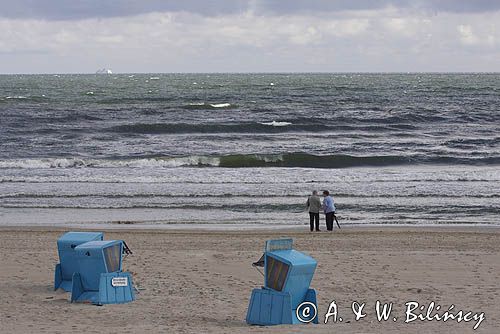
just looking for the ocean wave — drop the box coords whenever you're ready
[216,154,413,168]
[1,154,499,170]
[0,193,294,199]
[210,103,231,108]
[0,152,500,169]
[0,203,303,211]
[0,158,89,169]
[2,203,499,216]
[260,121,292,127]
[106,122,321,134]
[183,102,233,110]
[6,95,28,99]
[444,137,500,149]
[0,157,219,169]
[104,119,442,135]
[2,192,499,199]
[3,95,49,102]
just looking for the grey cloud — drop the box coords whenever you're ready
[422,0,500,13]
[0,0,248,20]
[1,5,499,73]
[259,0,500,15]
[0,0,499,20]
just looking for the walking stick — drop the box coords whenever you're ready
[334,214,341,229]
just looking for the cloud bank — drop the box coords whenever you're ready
[0,1,498,73]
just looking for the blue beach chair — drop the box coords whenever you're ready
[70,240,135,305]
[246,238,319,325]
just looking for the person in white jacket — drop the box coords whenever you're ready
[306,190,322,231]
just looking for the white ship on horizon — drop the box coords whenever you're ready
[96,68,113,74]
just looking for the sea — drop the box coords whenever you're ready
[0,73,499,229]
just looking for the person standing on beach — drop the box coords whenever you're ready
[322,190,336,231]
[306,190,322,232]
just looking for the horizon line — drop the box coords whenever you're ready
[1,71,500,75]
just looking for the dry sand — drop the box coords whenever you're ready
[0,226,499,334]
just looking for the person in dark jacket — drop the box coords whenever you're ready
[322,190,339,231]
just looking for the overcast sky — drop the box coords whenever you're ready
[0,0,499,73]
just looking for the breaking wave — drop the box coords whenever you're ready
[183,102,233,109]
[260,121,292,127]
[0,157,219,169]
[3,95,49,102]
[1,154,499,169]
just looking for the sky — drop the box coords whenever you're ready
[0,0,499,73]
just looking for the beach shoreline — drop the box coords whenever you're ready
[1,226,499,333]
[2,223,500,233]
[3,223,500,231]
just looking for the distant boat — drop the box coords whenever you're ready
[96,68,112,74]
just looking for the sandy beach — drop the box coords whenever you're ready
[0,226,498,334]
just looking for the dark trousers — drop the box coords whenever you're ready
[325,212,335,231]
[309,212,320,231]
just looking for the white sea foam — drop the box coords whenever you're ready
[187,102,231,108]
[210,103,231,108]
[6,95,27,99]
[0,157,221,169]
[260,121,292,127]
[112,157,220,168]
[257,154,284,163]
[150,77,160,80]
[0,158,89,169]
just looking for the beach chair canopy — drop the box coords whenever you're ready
[74,240,124,291]
[55,232,104,291]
